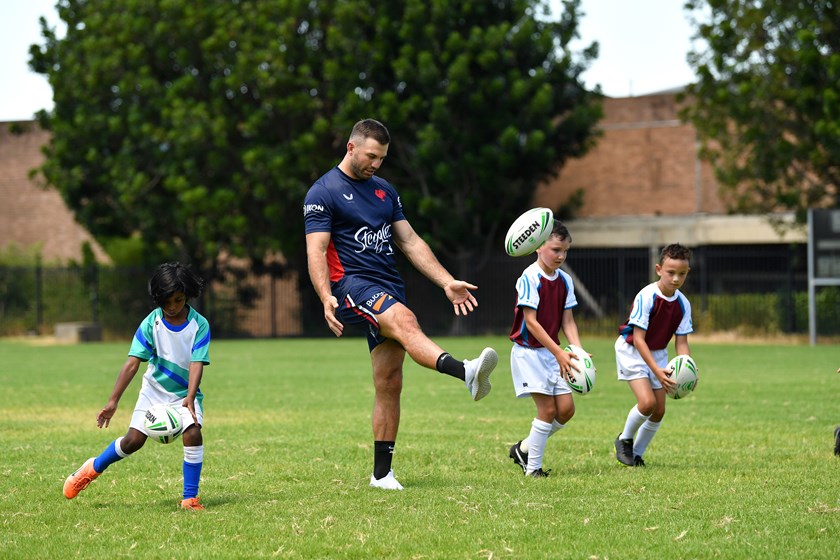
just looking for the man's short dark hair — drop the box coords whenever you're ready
[350,118,390,145]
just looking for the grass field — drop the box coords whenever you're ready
[1,336,838,559]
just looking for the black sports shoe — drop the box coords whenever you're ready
[633,455,646,467]
[834,426,840,456]
[525,468,551,478]
[509,441,528,473]
[614,434,634,466]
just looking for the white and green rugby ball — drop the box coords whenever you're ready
[565,344,596,395]
[666,355,699,399]
[504,207,554,257]
[143,403,184,444]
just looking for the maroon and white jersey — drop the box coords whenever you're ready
[509,261,577,348]
[618,282,693,351]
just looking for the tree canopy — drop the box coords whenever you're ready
[683,0,840,222]
[30,0,601,272]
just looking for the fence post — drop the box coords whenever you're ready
[90,263,99,324]
[270,274,277,338]
[35,259,43,334]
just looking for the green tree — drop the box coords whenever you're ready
[30,0,600,273]
[683,0,840,222]
[324,0,601,262]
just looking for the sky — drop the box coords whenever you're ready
[0,0,699,122]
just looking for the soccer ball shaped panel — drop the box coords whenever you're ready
[666,355,698,399]
[504,207,554,257]
[565,344,596,395]
[143,404,184,444]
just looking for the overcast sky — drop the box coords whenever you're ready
[0,0,699,121]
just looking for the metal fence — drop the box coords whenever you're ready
[2,243,838,341]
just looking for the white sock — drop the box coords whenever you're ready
[184,445,204,463]
[114,436,129,458]
[525,419,552,474]
[620,405,650,441]
[633,420,661,457]
[522,420,564,452]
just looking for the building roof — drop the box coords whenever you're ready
[0,121,110,264]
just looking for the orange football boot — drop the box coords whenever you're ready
[63,458,100,499]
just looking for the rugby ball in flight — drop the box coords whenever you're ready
[504,207,554,257]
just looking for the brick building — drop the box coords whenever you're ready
[0,121,109,263]
[2,93,804,264]
[1,96,811,337]
[534,90,805,248]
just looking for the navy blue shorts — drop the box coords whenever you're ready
[333,277,405,351]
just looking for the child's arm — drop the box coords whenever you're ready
[522,308,576,378]
[560,308,582,348]
[674,334,691,358]
[183,361,205,425]
[560,309,592,365]
[96,356,142,428]
[632,327,677,391]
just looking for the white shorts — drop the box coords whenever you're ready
[510,344,573,398]
[614,337,668,390]
[129,376,203,435]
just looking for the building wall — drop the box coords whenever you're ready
[0,121,110,263]
[534,92,727,218]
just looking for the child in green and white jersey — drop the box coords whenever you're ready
[63,262,211,510]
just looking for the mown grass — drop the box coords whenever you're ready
[0,336,838,559]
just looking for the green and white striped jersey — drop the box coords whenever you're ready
[128,306,211,404]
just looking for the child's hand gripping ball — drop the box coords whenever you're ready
[143,404,184,444]
[666,355,699,399]
[564,344,596,395]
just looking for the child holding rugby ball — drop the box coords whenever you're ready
[62,262,210,510]
[507,221,587,478]
[612,243,693,467]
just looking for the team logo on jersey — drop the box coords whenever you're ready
[354,224,393,255]
[343,193,354,201]
[374,189,386,201]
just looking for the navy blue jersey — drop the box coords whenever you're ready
[303,166,407,300]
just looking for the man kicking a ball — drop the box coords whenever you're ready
[304,118,498,490]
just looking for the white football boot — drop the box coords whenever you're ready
[463,347,498,401]
[370,470,404,491]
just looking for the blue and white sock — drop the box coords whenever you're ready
[93,436,129,473]
[183,445,204,499]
